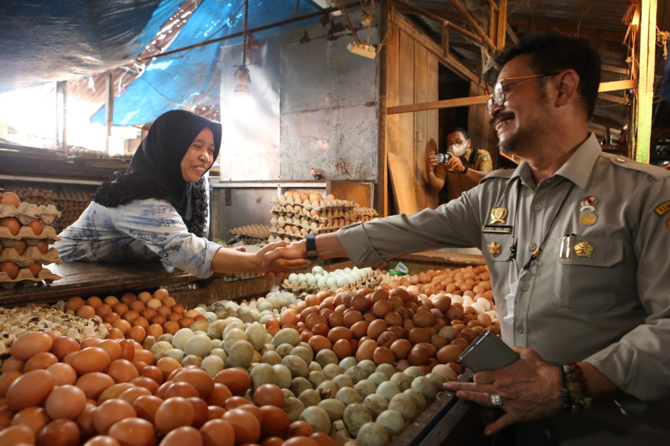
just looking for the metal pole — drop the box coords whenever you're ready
[105,72,114,155]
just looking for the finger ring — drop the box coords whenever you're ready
[490,394,503,407]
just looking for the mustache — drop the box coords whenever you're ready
[491,112,514,125]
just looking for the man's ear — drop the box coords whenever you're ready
[554,70,580,108]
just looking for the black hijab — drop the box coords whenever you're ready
[93,110,222,237]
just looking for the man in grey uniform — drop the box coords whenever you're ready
[263,32,670,445]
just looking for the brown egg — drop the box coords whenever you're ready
[307,335,332,353]
[178,317,194,329]
[118,386,152,405]
[351,295,371,312]
[112,303,129,316]
[408,344,432,366]
[207,406,225,420]
[287,420,313,438]
[408,327,430,345]
[206,383,232,407]
[27,262,42,277]
[163,320,180,335]
[76,372,116,400]
[355,339,378,362]
[45,384,87,420]
[0,424,35,444]
[10,406,50,435]
[372,347,395,365]
[107,360,139,383]
[377,331,398,349]
[83,435,121,446]
[71,347,111,375]
[174,368,214,399]
[23,351,58,372]
[327,311,344,327]
[96,340,122,362]
[165,382,199,399]
[349,320,369,339]
[128,326,146,343]
[0,217,21,235]
[222,408,261,444]
[367,319,388,340]
[259,405,289,438]
[450,337,470,350]
[214,369,249,397]
[76,404,98,438]
[155,396,194,435]
[44,362,77,386]
[121,293,137,305]
[0,371,22,398]
[342,310,363,328]
[132,395,163,423]
[383,311,402,327]
[6,369,55,411]
[156,358,182,382]
[332,339,353,359]
[327,326,352,343]
[389,339,412,359]
[413,311,434,328]
[11,332,53,361]
[0,261,19,279]
[37,419,80,446]
[437,344,463,364]
[66,297,86,312]
[107,417,156,446]
[94,399,137,434]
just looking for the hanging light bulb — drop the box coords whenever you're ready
[230,65,255,119]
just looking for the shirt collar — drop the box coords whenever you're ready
[510,133,601,191]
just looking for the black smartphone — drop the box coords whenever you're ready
[430,152,451,163]
[457,330,520,372]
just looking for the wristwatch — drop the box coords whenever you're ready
[305,234,318,259]
[461,165,469,174]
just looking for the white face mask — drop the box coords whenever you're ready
[451,142,468,158]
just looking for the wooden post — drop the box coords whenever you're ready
[377,0,390,216]
[105,72,114,155]
[497,0,507,50]
[446,0,496,52]
[636,0,657,164]
[442,26,449,57]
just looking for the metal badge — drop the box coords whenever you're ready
[655,201,670,216]
[487,241,501,257]
[574,241,594,258]
[579,205,596,213]
[581,196,598,207]
[580,213,597,226]
[489,207,508,224]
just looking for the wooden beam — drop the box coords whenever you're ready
[446,0,497,52]
[602,64,629,75]
[597,92,629,105]
[388,95,489,115]
[506,22,519,44]
[376,0,390,217]
[506,17,625,43]
[441,27,449,57]
[105,72,113,155]
[395,13,484,88]
[395,1,485,47]
[496,0,507,50]
[598,79,637,92]
[636,0,656,164]
[387,79,636,115]
[591,115,624,131]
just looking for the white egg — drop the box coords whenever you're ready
[298,274,307,284]
[476,298,491,311]
[317,277,327,288]
[345,274,356,285]
[336,276,349,287]
[344,267,352,273]
[307,275,318,286]
[312,266,324,275]
[351,271,362,281]
[327,277,337,288]
[289,273,298,283]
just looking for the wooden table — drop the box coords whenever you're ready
[0,250,486,308]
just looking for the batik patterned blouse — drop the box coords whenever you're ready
[54,196,220,279]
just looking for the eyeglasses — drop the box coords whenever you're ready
[487,73,560,112]
[446,140,466,146]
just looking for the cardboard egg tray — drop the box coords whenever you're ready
[0,225,60,243]
[0,267,60,289]
[229,224,271,240]
[271,195,356,211]
[281,271,389,294]
[0,246,61,267]
[0,202,62,226]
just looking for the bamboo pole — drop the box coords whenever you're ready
[636,0,657,164]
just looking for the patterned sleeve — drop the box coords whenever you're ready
[114,199,221,278]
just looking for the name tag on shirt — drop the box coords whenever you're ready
[482,225,513,234]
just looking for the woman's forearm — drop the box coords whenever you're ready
[210,247,262,274]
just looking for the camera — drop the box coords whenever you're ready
[430,152,451,163]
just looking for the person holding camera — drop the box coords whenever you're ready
[426,127,493,202]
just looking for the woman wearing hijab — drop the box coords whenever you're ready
[55,110,309,277]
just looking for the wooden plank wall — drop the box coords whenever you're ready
[386,23,439,213]
[467,82,499,168]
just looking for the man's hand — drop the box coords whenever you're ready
[426,153,440,172]
[443,347,563,435]
[446,154,466,173]
[256,242,310,278]
[261,241,307,268]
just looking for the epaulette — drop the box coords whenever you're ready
[600,153,670,182]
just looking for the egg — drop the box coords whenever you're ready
[199,418,236,446]
[13,240,27,255]
[6,369,55,411]
[155,396,194,434]
[23,351,58,372]
[37,419,80,446]
[336,277,348,288]
[161,426,203,446]
[0,192,20,206]
[83,436,122,446]
[76,372,116,400]
[0,217,20,235]
[45,385,87,420]
[259,405,289,438]
[0,261,20,279]
[27,220,43,235]
[222,408,261,444]
[94,399,137,434]
[107,417,156,446]
[71,347,111,374]
[133,394,164,424]
[10,406,50,435]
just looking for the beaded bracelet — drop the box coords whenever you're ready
[558,362,592,413]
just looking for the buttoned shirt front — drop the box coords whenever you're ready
[338,134,670,445]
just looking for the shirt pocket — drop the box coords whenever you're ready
[553,237,624,313]
[481,233,514,263]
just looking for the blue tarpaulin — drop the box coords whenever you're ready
[0,0,181,91]
[91,0,322,126]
